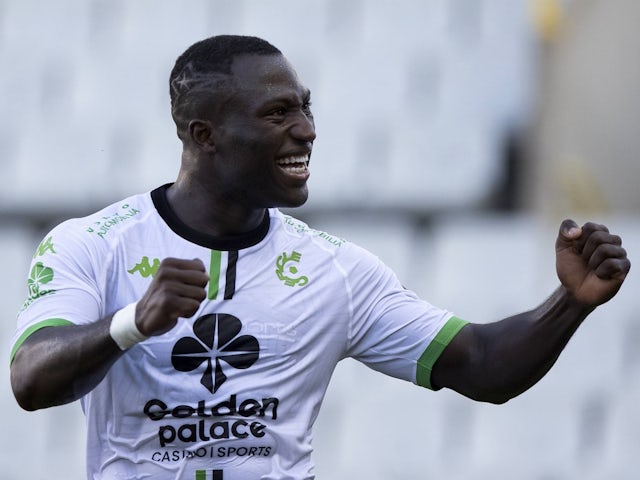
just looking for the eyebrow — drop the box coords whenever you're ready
[259,88,312,109]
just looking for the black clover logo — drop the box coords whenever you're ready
[171,313,259,393]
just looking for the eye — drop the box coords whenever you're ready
[271,107,287,117]
[302,101,313,115]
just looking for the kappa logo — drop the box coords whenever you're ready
[171,314,259,394]
[128,256,160,278]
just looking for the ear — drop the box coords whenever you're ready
[188,119,216,153]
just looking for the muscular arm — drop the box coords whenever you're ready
[431,220,630,404]
[10,318,122,411]
[431,286,591,403]
[10,258,208,411]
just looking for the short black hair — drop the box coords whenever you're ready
[169,35,282,138]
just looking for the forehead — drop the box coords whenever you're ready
[228,54,309,100]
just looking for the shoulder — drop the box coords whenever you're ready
[32,191,157,275]
[269,209,385,271]
[47,191,155,248]
[72,191,155,241]
[270,210,347,249]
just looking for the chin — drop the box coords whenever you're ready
[274,188,309,209]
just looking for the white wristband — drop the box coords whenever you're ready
[109,302,147,350]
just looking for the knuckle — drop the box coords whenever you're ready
[159,257,178,268]
[154,264,173,280]
[183,300,201,317]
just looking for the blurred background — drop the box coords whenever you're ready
[1,0,639,478]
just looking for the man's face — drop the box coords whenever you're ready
[208,53,316,210]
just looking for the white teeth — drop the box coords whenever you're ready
[277,155,309,166]
[276,155,310,175]
[285,164,308,173]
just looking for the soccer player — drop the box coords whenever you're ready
[10,35,630,479]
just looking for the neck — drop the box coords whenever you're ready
[166,176,267,238]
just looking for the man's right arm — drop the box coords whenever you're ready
[10,317,123,411]
[10,258,208,411]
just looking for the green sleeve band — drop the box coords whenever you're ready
[9,318,74,364]
[416,316,468,390]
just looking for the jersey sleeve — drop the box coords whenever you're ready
[10,221,103,363]
[342,243,467,390]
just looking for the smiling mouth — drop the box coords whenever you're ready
[276,154,310,175]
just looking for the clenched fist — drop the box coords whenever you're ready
[135,258,209,337]
[556,220,630,307]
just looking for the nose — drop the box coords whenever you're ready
[291,111,316,143]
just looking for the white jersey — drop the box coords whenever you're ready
[11,184,467,480]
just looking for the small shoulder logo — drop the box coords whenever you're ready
[275,251,309,287]
[34,236,56,258]
[85,203,141,239]
[21,262,56,311]
[128,256,160,278]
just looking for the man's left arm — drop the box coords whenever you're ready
[431,220,630,404]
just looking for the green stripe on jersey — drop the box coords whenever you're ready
[416,316,468,390]
[195,470,223,480]
[10,318,74,364]
[208,250,222,300]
